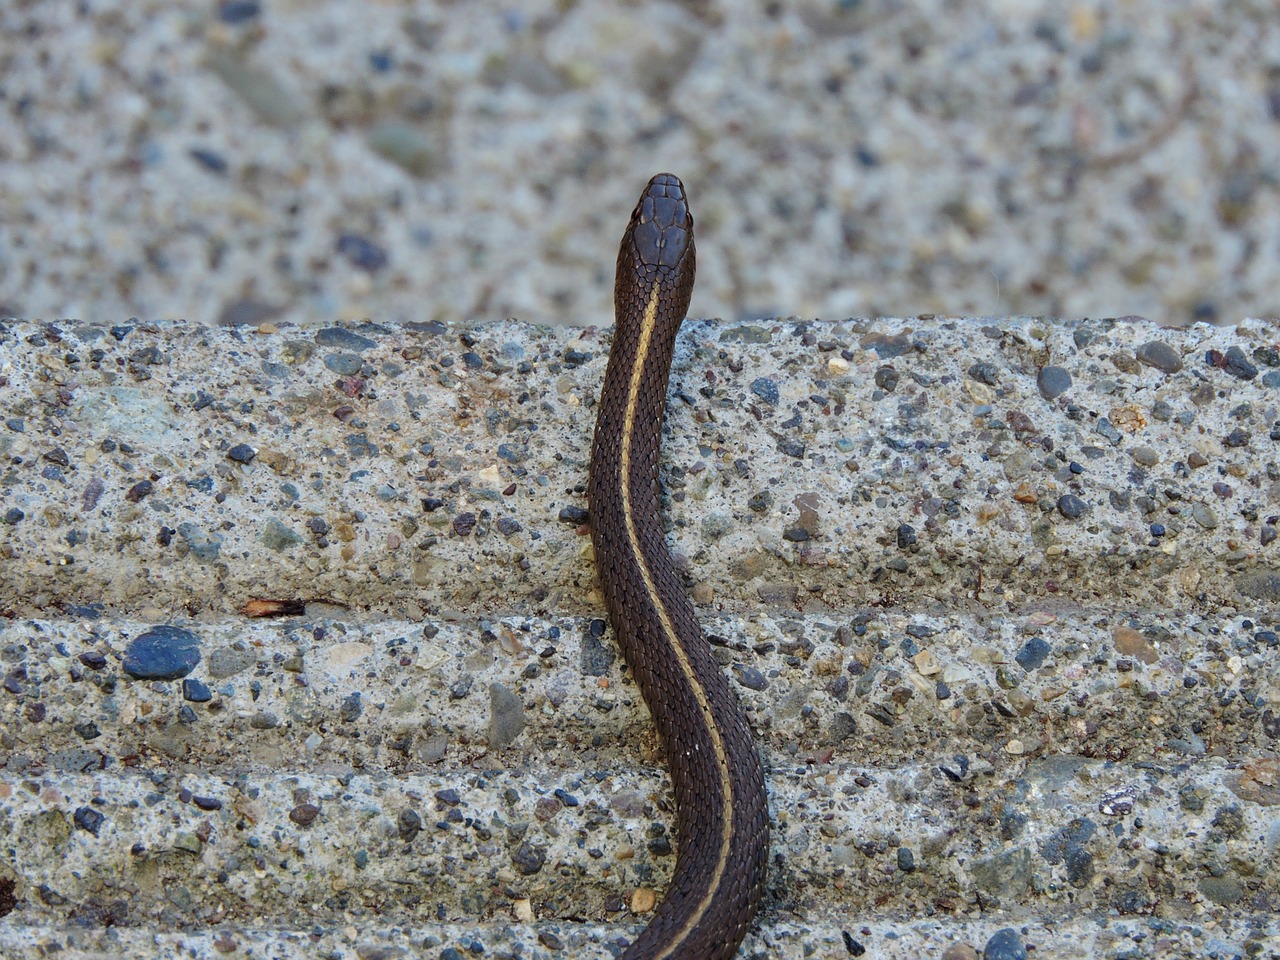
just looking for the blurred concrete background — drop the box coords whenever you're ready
[1,0,1279,329]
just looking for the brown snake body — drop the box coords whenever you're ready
[587,174,770,960]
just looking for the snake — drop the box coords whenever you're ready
[587,173,770,960]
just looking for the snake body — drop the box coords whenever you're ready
[587,174,770,960]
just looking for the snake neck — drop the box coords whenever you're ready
[591,308,677,516]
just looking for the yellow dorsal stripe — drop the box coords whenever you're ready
[618,283,734,960]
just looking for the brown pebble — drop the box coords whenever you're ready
[1113,625,1159,664]
[241,598,306,618]
[1227,758,1280,805]
[1109,404,1147,431]
[534,796,562,822]
[289,802,321,826]
[1111,351,1139,373]
[1014,482,1038,504]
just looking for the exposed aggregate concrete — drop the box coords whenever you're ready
[1,315,1279,960]
[3,316,1280,617]
[4,2,1280,328]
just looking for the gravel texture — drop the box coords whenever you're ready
[4,3,1280,956]
[3,315,1280,616]
[2,1,1280,328]
[1,314,1279,959]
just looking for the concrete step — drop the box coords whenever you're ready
[2,315,1279,959]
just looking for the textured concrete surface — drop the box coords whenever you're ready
[1,315,1279,959]
[2,1,1280,329]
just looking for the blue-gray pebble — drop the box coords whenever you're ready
[1057,494,1087,519]
[1015,636,1051,671]
[176,527,224,563]
[1136,340,1182,373]
[1223,346,1257,380]
[182,678,213,702]
[315,326,378,351]
[335,234,388,273]
[323,352,364,375]
[984,928,1028,960]
[750,377,779,405]
[124,625,202,680]
[1036,366,1071,399]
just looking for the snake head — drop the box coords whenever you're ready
[625,172,695,276]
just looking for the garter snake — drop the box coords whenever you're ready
[587,174,770,960]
